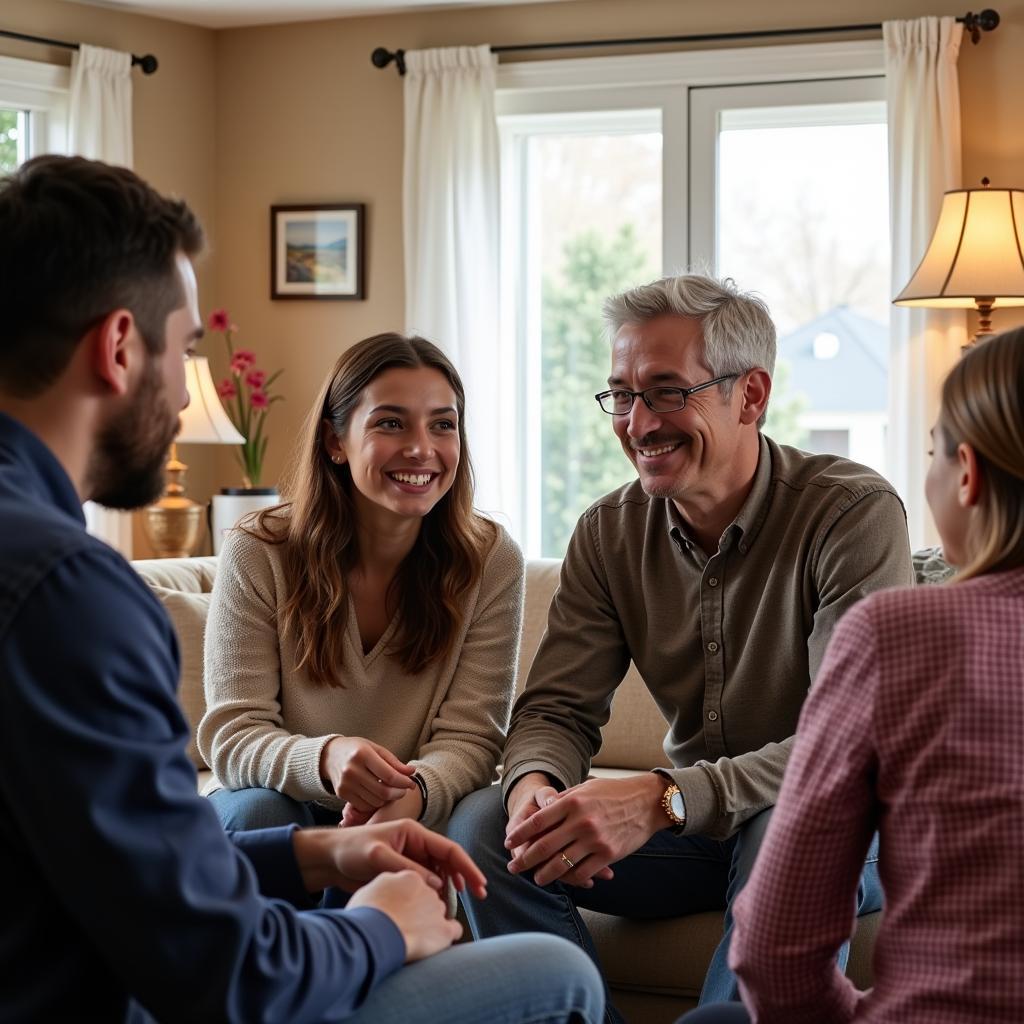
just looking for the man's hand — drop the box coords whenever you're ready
[292,819,487,899]
[504,772,561,859]
[319,736,416,813]
[505,774,667,887]
[349,870,462,962]
[504,772,612,887]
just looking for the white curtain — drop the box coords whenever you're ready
[402,46,514,525]
[69,44,133,165]
[884,17,967,548]
[70,44,135,555]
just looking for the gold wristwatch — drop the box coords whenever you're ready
[661,783,686,828]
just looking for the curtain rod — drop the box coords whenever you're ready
[0,28,158,74]
[371,8,1000,76]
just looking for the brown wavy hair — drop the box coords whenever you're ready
[940,327,1024,582]
[247,333,494,683]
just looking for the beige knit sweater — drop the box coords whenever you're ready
[197,521,524,829]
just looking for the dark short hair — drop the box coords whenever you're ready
[0,155,204,397]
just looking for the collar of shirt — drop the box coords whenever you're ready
[667,434,773,558]
[0,412,86,525]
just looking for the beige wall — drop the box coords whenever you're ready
[214,0,1024,497]
[4,0,1023,544]
[0,0,218,553]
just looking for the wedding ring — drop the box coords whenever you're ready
[560,851,575,870]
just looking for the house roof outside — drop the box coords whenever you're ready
[777,305,888,414]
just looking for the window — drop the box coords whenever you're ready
[498,42,887,556]
[0,107,28,173]
[0,54,70,167]
[689,78,890,476]
[500,109,663,556]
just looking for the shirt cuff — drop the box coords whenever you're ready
[499,761,568,813]
[228,824,315,907]
[657,764,719,836]
[338,906,407,979]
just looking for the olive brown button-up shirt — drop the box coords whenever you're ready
[501,434,914,839]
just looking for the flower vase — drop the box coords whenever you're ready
[210,487,280,555]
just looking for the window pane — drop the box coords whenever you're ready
[531,130,661,556]
[716,107,890,476]
[0,108,26,173]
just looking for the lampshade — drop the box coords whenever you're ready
[178,356,245,445]
[894,183,1024,310]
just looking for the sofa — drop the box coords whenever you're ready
[133,554,882,1024]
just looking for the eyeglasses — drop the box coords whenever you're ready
[594,374,740,416]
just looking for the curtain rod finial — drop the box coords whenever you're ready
[963,9,1000,44]
[132,53,158,74]
[371,47,406,75]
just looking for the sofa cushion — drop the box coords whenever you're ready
[133,557,217,770]
[912,545,955,585]
[522,559,668,771]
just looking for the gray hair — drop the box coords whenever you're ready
[603,274,776,427]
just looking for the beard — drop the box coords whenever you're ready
[87,357,179,510]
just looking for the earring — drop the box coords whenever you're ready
[331,455,342,464]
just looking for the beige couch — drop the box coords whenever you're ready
[133,555,878,1024]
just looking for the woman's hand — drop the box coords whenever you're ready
[319,736,416,813]
[339,785,423,828]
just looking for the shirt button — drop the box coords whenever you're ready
[708,577,719,587]
[707,641,719,653]
[708,710,719,721]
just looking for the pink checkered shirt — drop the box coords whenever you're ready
[730,567,1024,1023]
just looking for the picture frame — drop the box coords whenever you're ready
[270,203,365,300]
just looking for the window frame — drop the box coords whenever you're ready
[0,54,70,159]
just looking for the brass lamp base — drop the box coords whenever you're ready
[142,442,205,558]
[143,497,203,558]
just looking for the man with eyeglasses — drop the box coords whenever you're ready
[450,273,913,1021]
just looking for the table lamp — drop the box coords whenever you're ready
[143,356,244,558]
[893,178,1024,346]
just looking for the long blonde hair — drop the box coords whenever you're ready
[247,333,494,684]
[940,327,1024,582]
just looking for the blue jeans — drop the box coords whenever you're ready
[210,794,602,1023]
[448,785,881,1024]
[209,787,341,831]
[344,933,604,1024]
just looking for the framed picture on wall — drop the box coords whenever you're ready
[270,204,365,300]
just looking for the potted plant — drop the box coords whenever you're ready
[207,309,284,552]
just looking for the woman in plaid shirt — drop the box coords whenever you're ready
[683,327,1024,1023]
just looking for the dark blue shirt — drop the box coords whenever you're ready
[0,413,404,1022]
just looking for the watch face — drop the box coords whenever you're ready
[670,790,685,821]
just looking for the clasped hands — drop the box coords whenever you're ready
[503,771,668,888]
[319,735,422,827]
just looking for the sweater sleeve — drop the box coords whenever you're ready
[198,528,336,802]
[412,526,525,828]
[729,600,881,1023]
[1,548,405,1023]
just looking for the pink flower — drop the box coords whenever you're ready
[230,349,256,373]
[244,369,267,390]
[208,308,231,332]
[216,378,237,400]
[250,390,269,411]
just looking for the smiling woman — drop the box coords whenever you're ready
[197,332,525,837]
